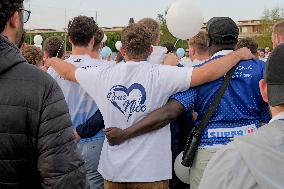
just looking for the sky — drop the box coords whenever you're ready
[23,0,284,30]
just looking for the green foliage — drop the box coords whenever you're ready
[105,32,121,52]
[157,14,188,50]
[25,32,72,51]
[254,7,284,49]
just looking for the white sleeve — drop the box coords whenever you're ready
[157,65,193,95]
[75,67,101,100]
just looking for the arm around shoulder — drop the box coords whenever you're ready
[190,47,254,87]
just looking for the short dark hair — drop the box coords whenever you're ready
[93,29,104,51]
[161,41,175,54]
[0,0,23,33]
[68,16,98,47]
[121,24,152,60]
[237,37,258,55]
[43,36,64,58]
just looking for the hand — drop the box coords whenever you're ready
[235,47,255,61]
[105,127,128,146]
[74,130,81,142]
[164,53,179,66]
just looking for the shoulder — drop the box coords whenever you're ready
[199,144,243,189]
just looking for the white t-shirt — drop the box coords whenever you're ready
[48,55,103,131]
[148,46,168,64]
[75,61,193,182]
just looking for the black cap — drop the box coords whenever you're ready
[265,43,284,107]
[207,17,239,44]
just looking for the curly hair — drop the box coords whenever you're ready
[138,18,160,45]
[0,0,23,33]
[22,45,43,66]
[43,36,64,58]
[68,16,99,47]
[237,37,258,55]
[121,23,152,60]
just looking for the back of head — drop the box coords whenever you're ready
[138,18,160,45]
[265,43,284,107]
[43,36,64,59]
[121,23,152,60]
[22,45,43,66]
[273,20,284,47]
[189,31,209,55]
[273,20,284,38]
[161,41,175,54]
[68,16,98,47]
[0,0,23,34]
[237,37,258,55]
[92,29,104,52]
[207,17,239,54]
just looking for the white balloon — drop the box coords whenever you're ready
[174,151,190,184]
[166,0,204,40]
[115,41,122,51]
[102,34,107,43]
[33,35,43,45]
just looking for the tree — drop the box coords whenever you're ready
[157,13,188,49]
[254,7,284,49]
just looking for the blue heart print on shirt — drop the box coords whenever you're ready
[107,83,147,121]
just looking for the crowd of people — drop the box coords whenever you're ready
[1,0,284,189]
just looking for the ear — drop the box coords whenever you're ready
[259,79,268,103]
[89,36,95,48]
[68,36,72,44]
[43,51,49,61]
[120,48,129,61]
[149,45,153,55]
[9,11,20,29]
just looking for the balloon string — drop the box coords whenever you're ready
[174,39,180,48]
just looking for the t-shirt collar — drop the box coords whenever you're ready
[211,50,234,59]
[269,111,284,123]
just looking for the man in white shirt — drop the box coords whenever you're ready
[46,23,253,189]
[47,16,105,189]
[138,18,168,65]
[186,31,210,67]
[199,43,284,189]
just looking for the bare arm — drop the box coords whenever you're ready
[190,47,254,87]
[105,99,185,145]
[45,57,77,82]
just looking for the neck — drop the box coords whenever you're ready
[1,30,16,44]
[194,53,210,61]
[90,50,100,59]
[71,45,92,56]
[209,45,235,56]
[270,106,284,118]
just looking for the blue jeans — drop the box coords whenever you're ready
[77,138,104,189]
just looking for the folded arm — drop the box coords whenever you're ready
[106,99,185,145]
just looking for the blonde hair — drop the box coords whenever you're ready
[188,31,209,54]
[273,20,284,37]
